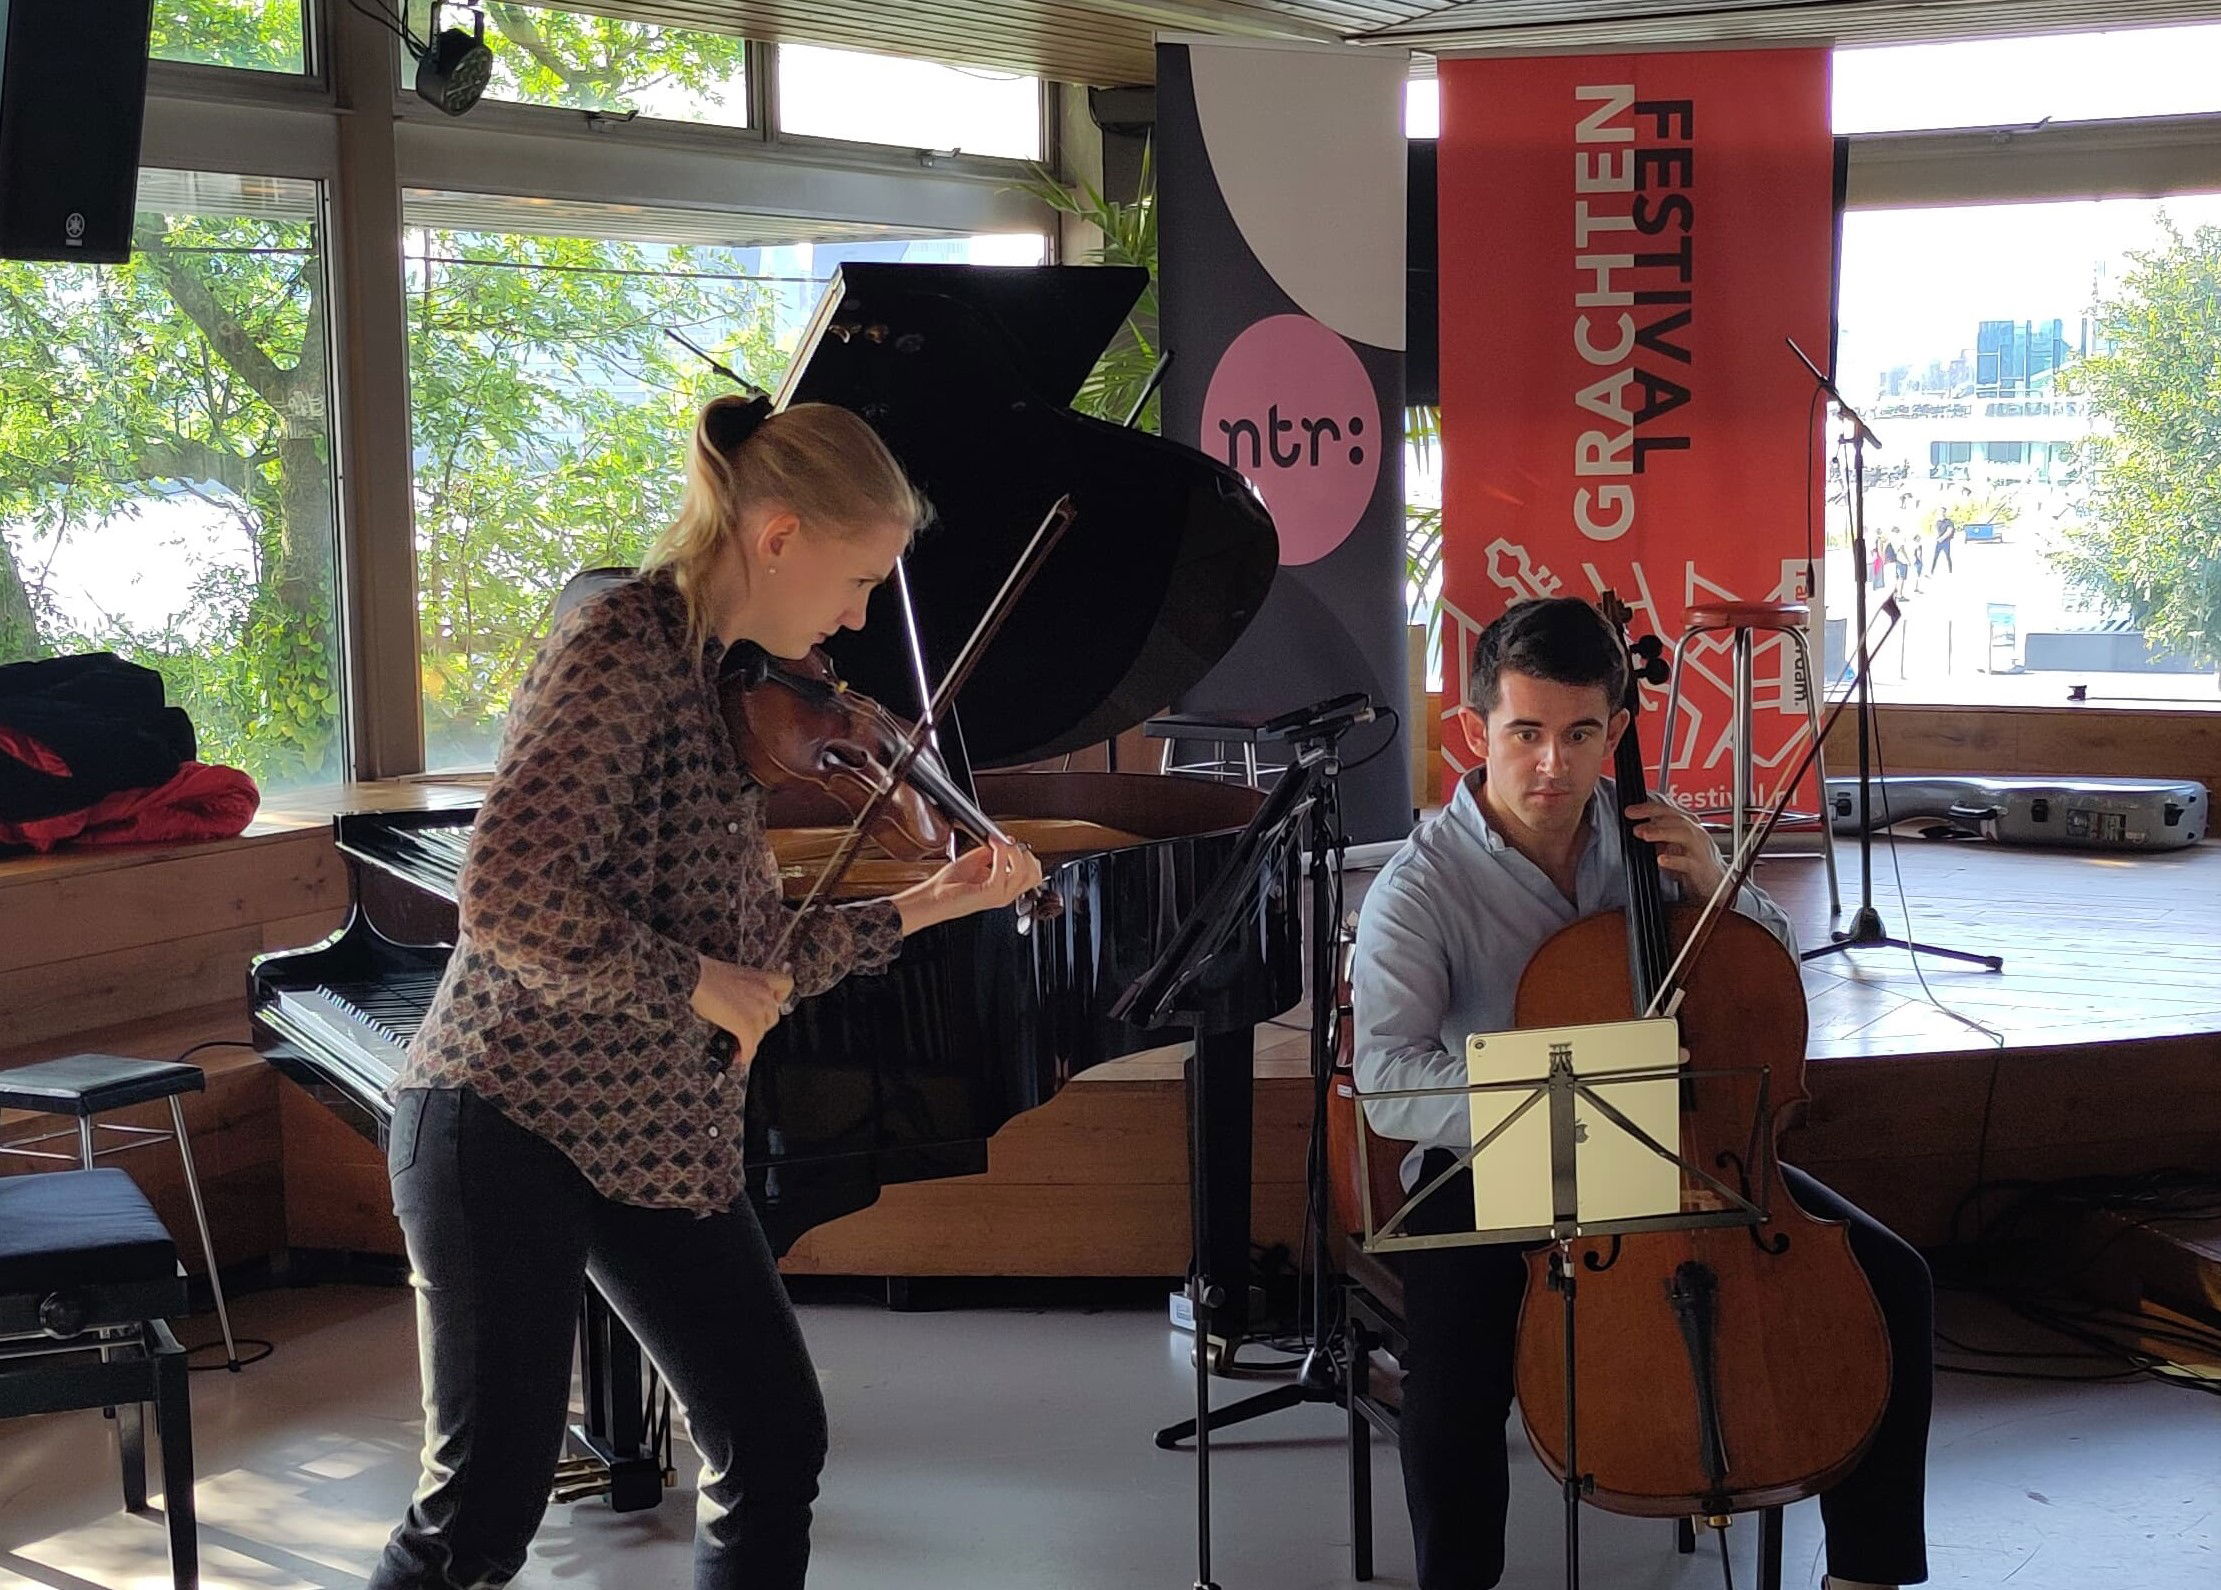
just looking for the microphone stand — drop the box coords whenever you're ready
[1784,337,2001,972]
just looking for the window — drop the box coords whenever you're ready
[1406,77,1440,139]
[0,171,343,792]
[1974,319,2073,396]
[1928,440,1974,479]
[776,43,1041,160]
[1831,194,2221,707]
[149,0,308,75]
[471,3,749,126]
[1835,23,2221,135]
[402,193,1045,767]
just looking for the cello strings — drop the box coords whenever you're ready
[1620,698,1672,1003]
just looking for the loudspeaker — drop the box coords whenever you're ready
[0,0,157,264]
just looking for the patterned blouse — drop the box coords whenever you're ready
[397,569,905,1212]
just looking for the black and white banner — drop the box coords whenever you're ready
[1157,36,1414,840]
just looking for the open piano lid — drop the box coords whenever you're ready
[775,263,1278,768]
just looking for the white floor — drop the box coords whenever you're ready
[0,1282,2213,1589]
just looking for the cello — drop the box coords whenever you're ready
[1508,593,1892,1520]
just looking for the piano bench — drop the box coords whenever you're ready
[0,1053,240,1370]
[0,1168,198,1589]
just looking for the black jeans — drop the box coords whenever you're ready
[1397,1153,1932,1589]
[370,1087,827,1590]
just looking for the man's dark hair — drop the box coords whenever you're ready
[1468,597,1629,718]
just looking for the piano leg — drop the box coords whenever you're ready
[1188,1026,1256,1370]
[555,1285,670,1512]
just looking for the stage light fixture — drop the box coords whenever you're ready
[415,2,494,117]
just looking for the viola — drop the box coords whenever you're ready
[718,644,1062,926]
[1507,593,1891,1519]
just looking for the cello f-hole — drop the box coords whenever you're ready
[1715,1149,1794,1255]
[1584,1236,1623,1273]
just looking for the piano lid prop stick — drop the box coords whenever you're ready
[1123,349,1174,430]
[663,327,765,397]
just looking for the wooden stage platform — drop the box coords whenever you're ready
[1744,833,2221,1246]
[1753,833,2221,1059]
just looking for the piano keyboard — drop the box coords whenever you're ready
[323,968,444,1050]
[258,968,444,1104]
[338,811,475,902]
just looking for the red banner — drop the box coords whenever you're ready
[1437,49,1835,813]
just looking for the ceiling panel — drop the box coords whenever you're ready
[400,189,953,247]
[511,1,2221,86]
[559,0,1458,84]
[1367,0,2221,54]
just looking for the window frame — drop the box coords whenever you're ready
[4,153,355,785]
[763,39,1054,168]
[147,0,323,83]
[127,11,2221,774]
[1844,108,2221,207]
[1836,112,2221,711]
[107,4,1060,780]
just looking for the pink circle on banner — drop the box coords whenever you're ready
[1200,314,1380,566]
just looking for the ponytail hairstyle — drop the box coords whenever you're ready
[641,394,930,653]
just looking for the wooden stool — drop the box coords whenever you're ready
[1657,601,1840,916]
[0,1167,198,1588]
[0,1054,239,1369]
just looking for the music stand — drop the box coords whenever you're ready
[1111,692,1371,1590]
[1350,1031,1773,1590]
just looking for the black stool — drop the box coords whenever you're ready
[1144,709,1278,787]
[0,1053,238,1368]
[0,1166,198,1589]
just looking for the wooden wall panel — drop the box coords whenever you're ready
[1823,703,2221,795]
[781,1062,1315,1277]
[280,1083,405,1255]
[0,832,341,973]
[1417,689,2220,801]
[0,822,346,1275]
[0,924,268,1050]
[0,827,343,1050]
[1786,1034,2221,1248]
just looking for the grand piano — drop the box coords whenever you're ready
[250,263,1304,1509]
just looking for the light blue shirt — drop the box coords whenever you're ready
[1352,770,1797,1185]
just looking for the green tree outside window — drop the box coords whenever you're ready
[150,0,306,74]
[2055,219,2221,672]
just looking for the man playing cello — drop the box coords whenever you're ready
[1352,597,1933,1590]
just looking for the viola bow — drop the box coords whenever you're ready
[767,494,1080,967]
